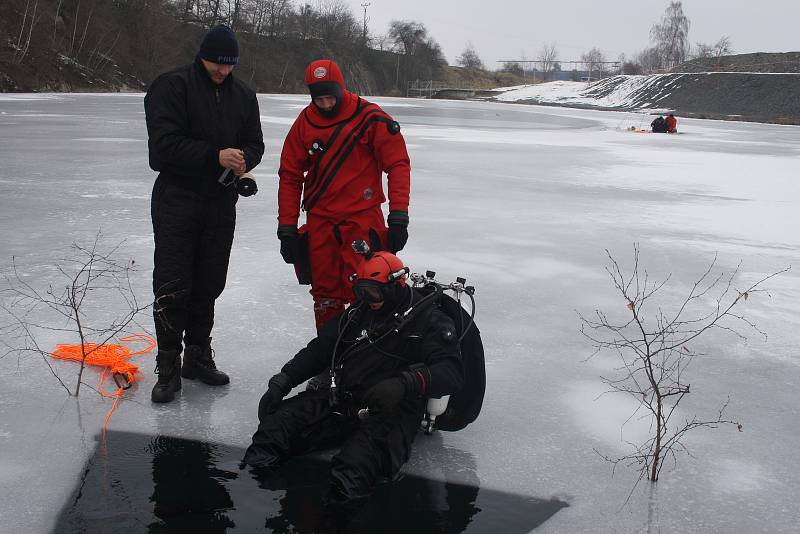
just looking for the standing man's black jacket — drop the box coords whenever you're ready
[145,57,264,195]
[144,55,264,387]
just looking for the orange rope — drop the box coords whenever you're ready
[51,333,157,430]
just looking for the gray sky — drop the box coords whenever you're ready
[341,0,799,67]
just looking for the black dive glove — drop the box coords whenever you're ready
[363,377,406,416]
[258,372,293,417]
[362,365,431,416]
[277,225,299,264]
[387,211,409,253]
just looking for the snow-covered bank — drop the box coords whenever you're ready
[492,73,736,108]
[490,73,800,124]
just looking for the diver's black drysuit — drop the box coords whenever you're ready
[243,286,464,509]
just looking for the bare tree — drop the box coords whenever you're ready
[371,32,392,51]
[0,233,150,397]
[713,36,732,58]
[388,19,427,56]
[650,1,691,69]
[231,0,245,26]
[388,19,445,87]
[456,41,484,70]
[13,0,40,64]
[579,246,787,482]
[695,36,733,62]
[292,3,317,40]
[263,0,291,37]
[315,0,359,47]
[51,0,65,47]
[537,42,558,80]
[580,47,605,80]
[635,46,662,73]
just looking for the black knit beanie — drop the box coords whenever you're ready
[198,25,239,65]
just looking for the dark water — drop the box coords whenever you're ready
[54,431,567,533]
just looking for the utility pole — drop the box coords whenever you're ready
[361,3,371,43]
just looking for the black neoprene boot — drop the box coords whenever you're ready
[151,350,182,403]
[181,338,230,386]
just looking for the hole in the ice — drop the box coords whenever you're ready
[54,431,568,533]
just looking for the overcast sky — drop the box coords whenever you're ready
[340,0,799,67]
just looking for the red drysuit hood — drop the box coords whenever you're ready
[305,59,346,89]
[304,59,356,124]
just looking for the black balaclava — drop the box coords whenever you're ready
[355,280,409,322]
[309,81,344,119]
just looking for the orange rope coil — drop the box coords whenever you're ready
[51,333,157,429]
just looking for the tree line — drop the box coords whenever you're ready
[2,0,449,93]
[464,1,733,81]
[2,0,738,93]
[629,1,732,74]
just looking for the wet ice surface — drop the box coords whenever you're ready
[1,94,799,533]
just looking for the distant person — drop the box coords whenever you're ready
[276,59,411,329]
[242,249,464,528]
[651,115,668,133]
[666,113,678,133]
[144,25,264,403]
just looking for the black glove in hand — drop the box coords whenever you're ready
[387,225,408,253]
[258,372,293,417]
[363,377,407,416]
[277,225,299,264]
[386,211,409,253]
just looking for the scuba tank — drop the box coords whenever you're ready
[410,271,485,434]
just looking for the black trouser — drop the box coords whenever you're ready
[151,176,236,354]
[244,389,422,503]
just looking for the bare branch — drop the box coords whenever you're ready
[580,244,787,485]
[0,231,151,397]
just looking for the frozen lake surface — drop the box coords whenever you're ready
[1,93,799,533]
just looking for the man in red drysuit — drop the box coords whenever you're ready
[276,59,411,328]
[665,113,678,133]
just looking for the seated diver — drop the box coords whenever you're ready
[651,115,668,133]
[242,249,464,524]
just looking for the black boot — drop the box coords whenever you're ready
[151,350,182,403]
[181,337,230,386]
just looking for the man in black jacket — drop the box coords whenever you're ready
[242,250,464,525]
[144,25,264,403]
